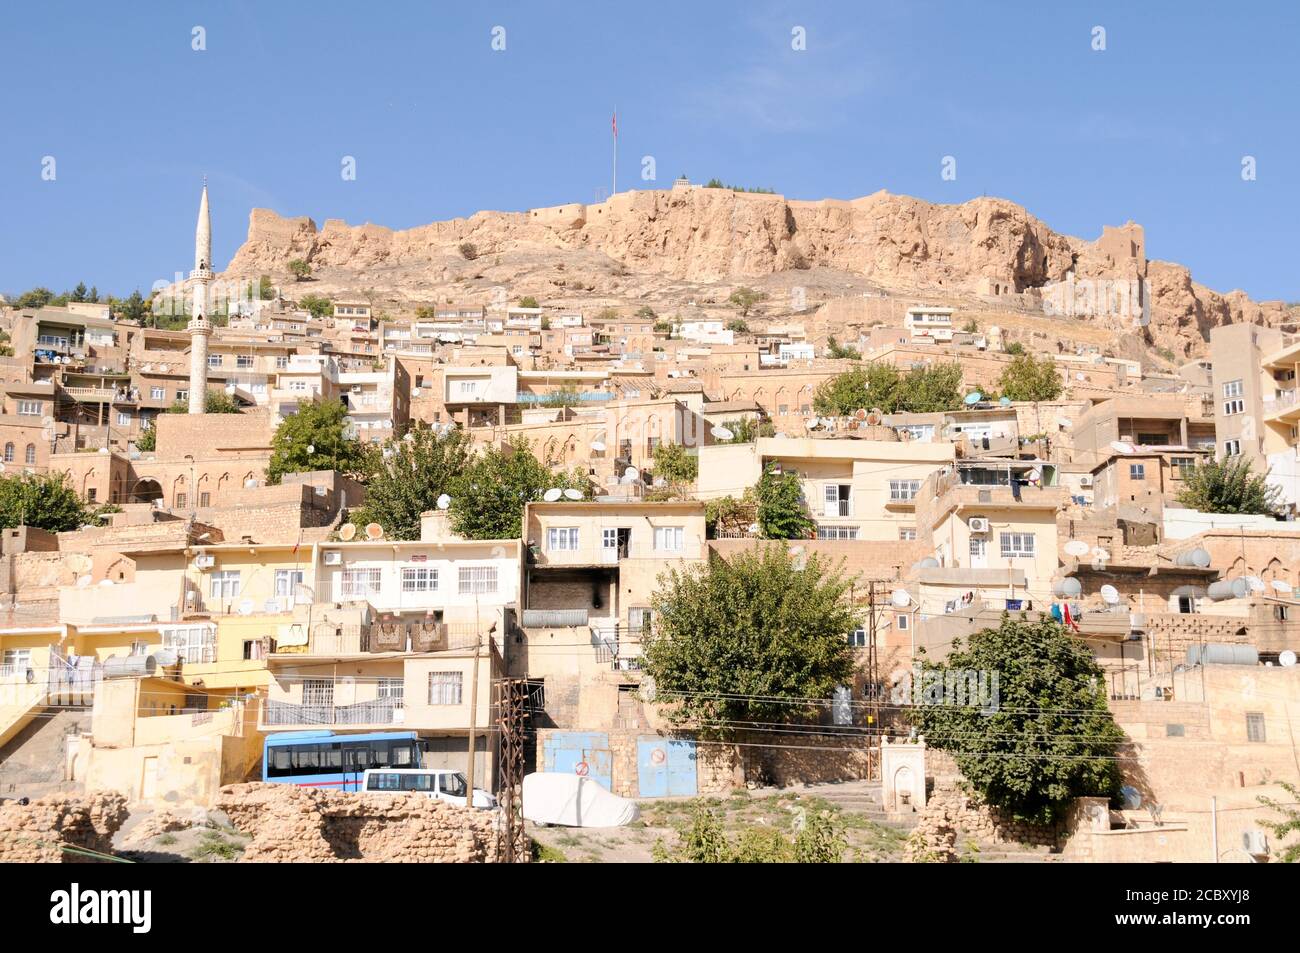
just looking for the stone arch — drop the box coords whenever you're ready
[130,478,163,503]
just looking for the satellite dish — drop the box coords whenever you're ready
[1120,785,1143,810]
[711,426,734,440]
[917,557,940,569]
[436,493,451,510]
[590,440,606,453]
[76,575,91,589]
[1271,579,1293,594]
[1100,584,1121,605]
[1188,547,1211,568]
[339,523,357,541]
[805,418,819,430]
[365,522,384,540]
[1063,540,1089,557]
[1230,577,1250,599]
[563,488,583,501]
[97,447,109,454]
[41,416,54,427]
[1076,371,1086,381]
[963,391,983,405]
[1055,416,1072,429]
[1245,575,1266,593]
[1093,548,1111,562]
[891,589,911,608]
[543,488,563,502]
[1280,650,1298,668]
[1054,577,1082,598]
[999,396,1011,406]
[238,598,254,616]
[854,409,868,421]
[623,466,639,480]
[1110,441,1134,454]
[99,579,114,587]
[412,387,422,397]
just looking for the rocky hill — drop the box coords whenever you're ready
[218,185,1293,359]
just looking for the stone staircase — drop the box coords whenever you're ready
[804,781,921,833]
[0,707,90,801]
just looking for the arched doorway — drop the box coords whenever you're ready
[130,478,164,503]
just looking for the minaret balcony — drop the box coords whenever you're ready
[190,268,215,281]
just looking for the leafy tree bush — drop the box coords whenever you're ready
[652,804,846,862]
[266,399,367,484]
[1258,781,1300,862]
[258,275,276,300]
[518,296,540,309]
[756,463,813,539]
[161,391,242,415]
[717,417,773,444]
[825,336,862,360]
[728,287,767,317]
[651,442,698,487]
[726,319,750,333]
[352,426,474,540]
[815,362,963,415]
[0,472,89,532]
[14,287,55,309]
[449,437,591,540]
[287,259,311,281]
[299,294,333,319]
[1004,341,1025,356]
[635,305,657,320]
[642,545,858,733]
[997,353,1062,402]
[135,423,156,452]
[704,490,756,538]
[1176,456,1281,515]
[911,614,1125,824]
[458,242,478,261]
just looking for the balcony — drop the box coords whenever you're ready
[931,469,1065,515]
[261,696,402,728]
[274,621,480,657]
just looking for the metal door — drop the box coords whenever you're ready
[543,732,612,791]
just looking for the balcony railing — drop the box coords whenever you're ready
[522,608,590,628]
[262,697,401,727]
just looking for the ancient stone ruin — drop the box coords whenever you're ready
[216,782,502,862]
[0,792,128,863]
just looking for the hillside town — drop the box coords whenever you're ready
[0,180,1297,868]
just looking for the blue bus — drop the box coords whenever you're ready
[263,730,422,791]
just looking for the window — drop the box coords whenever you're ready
[778,405,789,416]
[999,532,1035,558]
[208,354,222,367]
[199,492,211,507]
[117,412,130,426]
[547,527,579,551]
[150,386,165,400]
[1222,379,1243,398]
[602,528,618,549]
[429,672,463,705]
[889,479,921,501]
[898,527,917,541]
[896,614,909,631]
[2,444,12,463]
[900,424,934,442]
[1246,712,1266,743]
[376,678,404,706]
[1274,604,1289,622]
[457,380,477,395]
[1224,439,1242,457]
[1176,594,1195,614]
[817,525,860,540]
[17,401,40,416]
[274,569,304,598]
[847,628,867,647]
[176,492,187,509]
[289,380,308,391]
[236,355,254,368]
[1165,724,1185,738]
[1129,464,1145,480]
[458,566,498,594]
[654,526,684,551]
[1171,457,1195,479]
[1,648,32,676]
[177,389,188,402]
[209,570,240,599]
[302,679,335,708]
[1223,399,1245,416]
[824,483,851,516]
[340,568,381,599]
[276,356,289,369]
[401,567,438,592]
[162,625,216,664]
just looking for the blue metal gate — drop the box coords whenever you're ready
[636,737,697,797]
[542,732,613,791]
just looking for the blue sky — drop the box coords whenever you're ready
[2,1,1296,301]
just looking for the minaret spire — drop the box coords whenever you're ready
[187,179,214,414]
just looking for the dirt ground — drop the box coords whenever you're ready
[112,809,250,863]
[527,784,913,864]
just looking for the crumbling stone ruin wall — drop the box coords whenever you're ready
[216,783,500,862]
[904,779,1065,861]
[0,792,128,862]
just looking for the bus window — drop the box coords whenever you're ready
[367,772,402,791]
[343,743,375,771]
[269,747,293,777]
[391,743,416,767]
[321,744,343,770]
[292,746,321,774]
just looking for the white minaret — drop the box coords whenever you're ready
[187,179,214,415]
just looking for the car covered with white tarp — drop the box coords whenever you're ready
[522,772,640,827]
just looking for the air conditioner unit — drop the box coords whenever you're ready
[1243,830,1269,856]
[1078,475,1093,487]
[193,555,215,570]
[968,518,990,534]
[324,551,343,565]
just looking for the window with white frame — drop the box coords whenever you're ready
[847,628,867,647]
[1129,463,1145,480]
[1224,439,1242,457]
[376,678,404,706]
[999,532,1036,558]
[899,424,934,442]
[302,678,334,708]
[162,625,217,664]
[896,614,910,631]
[654,526,685,551]
[24,445,35,465]
[889,479,921,501]
[177,389,188,402]
[428,671,463,705]
[236,355,254,368]
[340,568,382,599]
[457,380,478,395]
[208,354,222,367]
[274,569,304,599]
[458,566,498,594]
[17,401,40,416]
[208,570,240,599]
[1222,379,1243,398]
[150,386,165,400]
[547,527,579,551]
[898,527,917,541]
[602,528,618,549]
[117,412,130,426]
[401,566,438,592]
[1,648,32,676]
[823,483,851,516]
[1223,398,1245,416]
[817,525,860,540]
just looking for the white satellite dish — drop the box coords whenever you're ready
[1063,540,1089,557]
[1271,579,1294,594]
[543,488,563,502]
[1109,441,1134,455]
[1055,416,1072,429]
[1100,584,1121,605]
[711,426,734,440]
[339,523,357,541]
[1245,575,1266,594]
[412,387,422,397]
[563,488,583,501]
[891,589,911,609]
[41,416,54,427]
[623,467,639,480]
[805,418,819,430]
[436,493,451,510]
[1280,650,1298,668]
[238,598,254,616]
[99,579,114,587]
[1230,577,1250,599]
[590,440,606,453]
[1055,577,1082,598]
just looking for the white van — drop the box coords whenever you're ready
[360,768,497,809]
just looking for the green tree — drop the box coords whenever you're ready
[120,289,149,323]
[826,336,862,360]
[1004,341,1025,356]
[726,319,750,333]
[163,390,241,415]
[449,437,591,540]
[266,399,367,484]
[728,286,767,317]
[962,318,979,333]
[651,442,698,488]
[518,296,540,309]
[135,422,156,451]
[1257,781,1300,862]
[70,282,88,302]
[458,242,478,261]
[0,472,89,532]
[88,285,99,302]
[541,386,583,409]
[643,545,858,733]
[299,294,333,320]
[997,353,1062,402]
[287,259,311,281]
[258,275,276,300]
[756,463,814,539]
[911,614,1125,824]
[353,426,475,540]
[813,364,902,416]
[652,803,846,863]
[717,417,773,444]
[897,361,964,412]
[14,287,55,309]
[1176,456,1281,515]
[635,305,657,320]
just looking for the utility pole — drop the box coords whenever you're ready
[867,580,878,729]
[465,633,482,802]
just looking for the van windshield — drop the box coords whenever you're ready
[441,773,468,797]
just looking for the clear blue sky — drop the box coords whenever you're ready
[2,1,1296,302]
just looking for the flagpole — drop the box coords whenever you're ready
[612,105,617,197]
